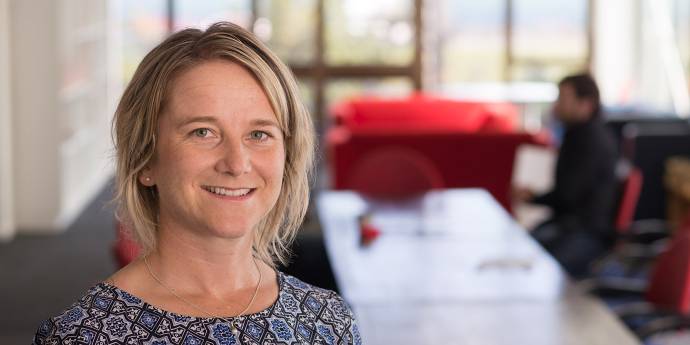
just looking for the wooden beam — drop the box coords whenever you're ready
[250,0,258,31]
[587,0,595,73]
[413,0,423,90]
[504,0,513,81]
[291,65,414,79]
[167,0,175,33]
[314,0,326,131]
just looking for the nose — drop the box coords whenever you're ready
[215,138,251,176]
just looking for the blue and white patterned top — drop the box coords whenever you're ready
[33,272,361,345]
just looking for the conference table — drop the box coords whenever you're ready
[317,189,641,345]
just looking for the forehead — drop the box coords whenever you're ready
[164,60,277,122]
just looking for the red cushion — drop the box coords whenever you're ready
[331,94,519,133]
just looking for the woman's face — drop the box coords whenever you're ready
[141,59,285,241]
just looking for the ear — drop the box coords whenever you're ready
[138,168,156,187]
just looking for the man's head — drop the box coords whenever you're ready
[553,73,601,124]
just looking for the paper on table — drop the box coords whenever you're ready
[512,144,556,193]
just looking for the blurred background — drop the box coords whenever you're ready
[2,0,690,343]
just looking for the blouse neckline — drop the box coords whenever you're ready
[96,270,285,323]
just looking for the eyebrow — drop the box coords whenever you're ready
[176,116,219,128]
[250,119,281,128]
[176,116,280,129]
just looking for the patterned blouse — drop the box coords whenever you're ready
[32,272,361,345]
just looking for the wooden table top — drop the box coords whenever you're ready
[317,189,641,345]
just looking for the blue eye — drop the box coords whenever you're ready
[250,131,269,140]
[193,128,210,137]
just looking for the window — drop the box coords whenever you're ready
[120,1,168,81]
[173,0,252,30]
[511,0,589,81]
[325,78,413,114]
[324,0,414,66]
[255,0,317,65]
[439,0,506,83]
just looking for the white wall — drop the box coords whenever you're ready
[0,0,14,241]
[8,0,114,234]
[55,0,113,229]
[11,0,62,232]
[594,0,687,113]
[593,0,639,106]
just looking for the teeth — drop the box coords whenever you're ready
[205,186,251,197]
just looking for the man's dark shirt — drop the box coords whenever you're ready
[532,118,619,238]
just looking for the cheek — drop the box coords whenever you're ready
[259,148,286,193]
[154,143,211,187]
[270,150,286,187]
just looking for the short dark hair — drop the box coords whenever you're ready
[559,73,602,119]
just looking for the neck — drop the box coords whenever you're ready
[148,224,261,298]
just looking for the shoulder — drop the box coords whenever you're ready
[277,272,362,344]
[280,272,351,315]
[32,283,139,345]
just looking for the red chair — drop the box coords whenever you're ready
[113,220,140,268]
[644,232,690,314]
[623,230,690,339]
[590,217,690,339]
[603,167,671,266]
[346,146,445,200]
[590,166,671,278]
[615,167,644,234]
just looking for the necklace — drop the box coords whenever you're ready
[143,254,262,337]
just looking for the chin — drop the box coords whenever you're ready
[206,220,258,240]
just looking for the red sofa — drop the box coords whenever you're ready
[330,93,520,133]
[327,94,550,212]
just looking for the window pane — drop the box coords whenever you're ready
[325,0,414,66]
[512,0,588,81]
[325,78,413,115]
[255,0,316,65]
[121,1,168,81]
[440,0,506,82]
[174,0,251,30]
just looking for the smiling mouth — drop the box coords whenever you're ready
[201,185,254,197]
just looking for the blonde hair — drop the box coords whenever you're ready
[112,22,315,267]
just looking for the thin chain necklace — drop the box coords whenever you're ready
[144,254,262,337]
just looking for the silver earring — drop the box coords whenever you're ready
[145,177,151,182]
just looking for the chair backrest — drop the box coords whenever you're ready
[645,227,690,314]
[614,167,643,233]
[346,146,445,200]
[622,123,690,219]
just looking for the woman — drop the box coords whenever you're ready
[33,22,360,344]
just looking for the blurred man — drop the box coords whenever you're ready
[514,73,618,278]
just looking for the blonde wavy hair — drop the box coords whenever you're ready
[112,22,315,267]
